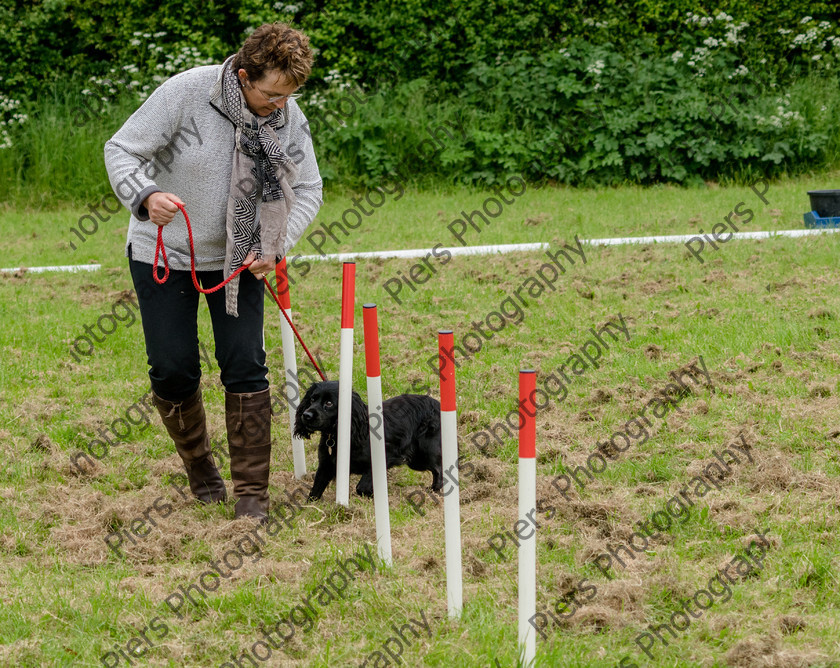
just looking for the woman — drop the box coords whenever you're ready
[104,23,322,522]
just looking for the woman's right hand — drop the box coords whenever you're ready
[144,192,185,226]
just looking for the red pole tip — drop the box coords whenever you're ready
[518,370,536,458]
[341,263,356,328]
[363,304,381,377]
[438,330,456,411]
[275,258,291,309]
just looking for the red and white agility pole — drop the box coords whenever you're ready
[518,370,537,667]
[363,304,393,565]
[439,329,462,618]
[275,258,306,479]
[335,262,355,507]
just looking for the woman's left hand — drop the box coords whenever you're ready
[244,251,276,280]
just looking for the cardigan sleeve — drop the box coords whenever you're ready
[281,100,323,257]
[103,80,182,221]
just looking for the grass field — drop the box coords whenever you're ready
[2,172,840,667]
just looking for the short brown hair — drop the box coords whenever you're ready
[232,23,313,88]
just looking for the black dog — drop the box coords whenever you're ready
[294,381,443,500]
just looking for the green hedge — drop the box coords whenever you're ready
[311,37,840,188]
[3,1,840,199]
[5,0,840,100]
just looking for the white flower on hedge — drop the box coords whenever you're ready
[801,16,813,24]
[778,28,792,35]
[0,94,18,109]
[130,38,141,46]
[715,12,733,21]
[813,54,822,60]
[700,17,713,27]
[586,59,605,75]
[154,31,167,37]
[725,23,747,43]
[671,50,684,62]
[558,48,569,57]
[703,37,720,47]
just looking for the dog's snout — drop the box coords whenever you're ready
[303,409,316,421]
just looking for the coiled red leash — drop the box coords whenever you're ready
[153,202,327,381]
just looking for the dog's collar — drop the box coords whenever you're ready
[326,433,336,455]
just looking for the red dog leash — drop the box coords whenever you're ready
[153,202,327,381]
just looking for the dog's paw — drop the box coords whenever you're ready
[355,484,374,498]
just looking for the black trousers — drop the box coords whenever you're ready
[128,248,269,402]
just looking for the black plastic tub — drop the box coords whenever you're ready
[807,190,840,217]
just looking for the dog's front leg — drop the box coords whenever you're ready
[430,466,443,493]
[308,463,335,501]
[355,470,374,498]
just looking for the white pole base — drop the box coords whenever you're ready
[441,409,462,618]
[280,307,307,478]
[335,327,354,506]
[518,457,537,666]
[366,376,392,566]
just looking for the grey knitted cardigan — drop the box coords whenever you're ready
[104,64,323,272]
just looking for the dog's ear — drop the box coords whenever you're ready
[293,384,316,438]
[350,392,369,444]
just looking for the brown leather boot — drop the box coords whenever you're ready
[152,389,227,504]
[226,388,272,521]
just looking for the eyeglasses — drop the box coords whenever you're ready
[249,80,302,103]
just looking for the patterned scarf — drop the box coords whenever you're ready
[209,55,298,316]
